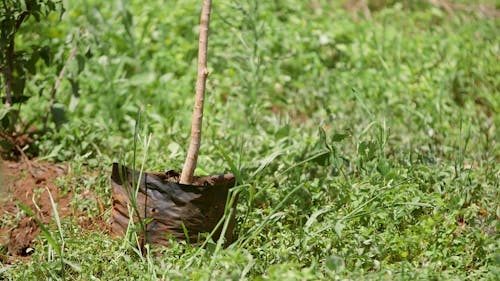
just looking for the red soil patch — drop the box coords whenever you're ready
[0,159,106,262]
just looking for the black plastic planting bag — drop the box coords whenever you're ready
[110,163,236,246]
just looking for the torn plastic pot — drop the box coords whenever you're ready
[110,163,237,246]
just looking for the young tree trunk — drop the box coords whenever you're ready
[2,12,28,108]
[3,23,17,108]
[180,0,212,185]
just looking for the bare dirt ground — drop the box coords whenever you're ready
[0,159,106,263]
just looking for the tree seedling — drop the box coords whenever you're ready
[110,0,237,247]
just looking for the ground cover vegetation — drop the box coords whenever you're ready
[0,0,498,279]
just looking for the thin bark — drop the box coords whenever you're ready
[180,0,212,185]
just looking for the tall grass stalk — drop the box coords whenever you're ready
[119,110,152,254]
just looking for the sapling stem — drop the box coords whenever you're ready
[180,0,212,184]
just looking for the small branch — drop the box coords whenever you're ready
[360,0,372,20]
[180,0,212,185]
[428,0,455,16]
[0,130,34,175]
[344,0,371,20]
[15,144,36,177]
[43,45,77,130]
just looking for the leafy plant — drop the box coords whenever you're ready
[0,0,64,157]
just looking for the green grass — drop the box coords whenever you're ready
[2,0,499,280]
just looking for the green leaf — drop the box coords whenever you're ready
[325,255,344,272]
[305,208,329,230]
[332,133,348,142]
[12,77,26,98]
[76,54,85,73]
[358,140,377,160]
[216,144,242,184]
[313,150,330,166]
[69,77,80,97]
[51,103,68,129]
[0,109,17,130]
[275,124,290,140]
[377,158,390,176]
[311,127,332,166]
[39,45,51,66]
[0,107,11,120]
[334,221,344,238]
[10,94,30,104]
[27,50,38,74]
[318,127,327,147]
